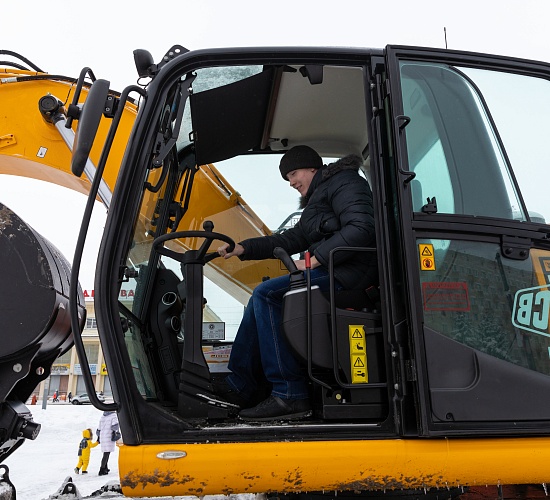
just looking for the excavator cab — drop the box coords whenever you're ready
[76,46,550,497]
[73,44,550,498]
[6,43,550,498]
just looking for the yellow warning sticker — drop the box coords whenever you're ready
[349,325,368,383]
[352,368,368,382]
[419,243,436,271]
[352,356,365,367]
[530,249,550,287]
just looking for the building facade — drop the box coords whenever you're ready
[35,291,112,401]
[34,286,225,401]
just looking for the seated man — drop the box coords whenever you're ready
[216,145,377,421]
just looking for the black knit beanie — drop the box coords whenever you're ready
[279,145,323,180]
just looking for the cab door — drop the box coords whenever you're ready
[385,45,550,436]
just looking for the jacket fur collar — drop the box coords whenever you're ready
[299,154,363,208]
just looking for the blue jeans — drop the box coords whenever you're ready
[227,268,341,401]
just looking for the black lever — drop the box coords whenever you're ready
[273,247,298,272]
[273,247,307,290]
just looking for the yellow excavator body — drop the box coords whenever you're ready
[118,437,550,497]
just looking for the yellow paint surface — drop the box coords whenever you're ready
[119,437,550,497]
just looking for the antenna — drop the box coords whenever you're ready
[444,27,448,49]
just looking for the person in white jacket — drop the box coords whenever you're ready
[96,410,120,476]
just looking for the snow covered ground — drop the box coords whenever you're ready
[3,401,258,500]
[4,401,128,499]
[2,401,118,498]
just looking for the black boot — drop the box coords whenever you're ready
[98,467,109,476]
[239,395,311,421]
[212,379,249,408]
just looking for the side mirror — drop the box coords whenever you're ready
[133,49,156,78]
[71,79,111,177]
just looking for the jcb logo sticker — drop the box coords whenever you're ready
[512,285,550,337]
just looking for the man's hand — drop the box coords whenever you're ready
[217,242,244,259]
[295,255,320,270]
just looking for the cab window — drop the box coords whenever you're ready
[419,238,550,376]
[399,61,542,222]
[460,68,550,224]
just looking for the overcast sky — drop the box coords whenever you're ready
[2,0,550,288]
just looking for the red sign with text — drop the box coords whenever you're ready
[422,282,470,311]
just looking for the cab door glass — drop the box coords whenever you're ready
[400,61,550,222]
[418,238,550,376]
[460,68,550,224]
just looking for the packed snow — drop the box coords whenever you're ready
[3,400,260,500]
[4,401,121,499]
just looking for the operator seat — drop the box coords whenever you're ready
[278,249,387,420]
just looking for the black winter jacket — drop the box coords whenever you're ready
[239,155,377,290]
